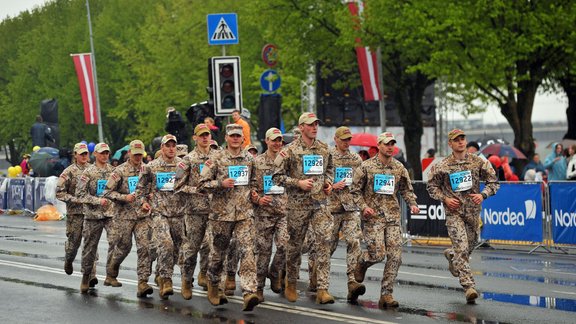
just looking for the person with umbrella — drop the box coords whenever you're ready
[427,129,500,304]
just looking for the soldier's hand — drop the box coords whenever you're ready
[444,197,461,210]
[221,178,235,188]
[125,194,135,203]
[250,191,259,203]
[323,183,333,195]
[259,195,273,206]
[468,193,483,205]
[410,205,420,214]
[100,198,109,206]
[298,179,314,191]
[363,207,376,218]
[332,180,346,190]
[142,202,151,212]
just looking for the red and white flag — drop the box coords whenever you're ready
[71,53,98,124]
[347,1,381,101]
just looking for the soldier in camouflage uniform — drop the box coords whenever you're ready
[56,143,91,277]
[350,132,420,308]
[427,129,499,304]
[249,128,289,302]
[175,124,217,300]
[75,143,116,293]
[135,134,185,300]
[102,140,153,298]
[198,124,260,311]
[272,112,335,304]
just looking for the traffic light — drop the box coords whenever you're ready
[210,56,242,116]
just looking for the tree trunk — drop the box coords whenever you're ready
[559,74,576,140]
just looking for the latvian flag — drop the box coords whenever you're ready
[71,53,98,124]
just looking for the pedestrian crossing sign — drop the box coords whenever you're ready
[207,13,239,45]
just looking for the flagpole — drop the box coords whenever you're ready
[85,0,104,143]
[376,47,386,132]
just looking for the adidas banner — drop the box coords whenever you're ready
[480,183,543,242]
[549,182,576,245]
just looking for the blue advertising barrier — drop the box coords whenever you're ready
[7,178,26,210]
[481,183,543,242]
[25,177,34,211]
[0,177,6,209]
[549,182,576,245]
[34,178,51,211]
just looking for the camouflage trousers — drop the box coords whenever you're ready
[64,213,84,264]
[181,212,209,282]
[225,236,240,277]
[199,229,211,275]
[81,217,115,276]
[286,205,333,290]
[255,214,289,289]
[445,212,480,290]
[208,219,257,295]
[330,211,362,283]
[359,219,402,295]
[109,217,152,281]
[151,215,186,279]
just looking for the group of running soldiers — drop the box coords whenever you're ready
[55,112,499,312]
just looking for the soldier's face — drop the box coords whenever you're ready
[449,135,467,153]
[266,137,283,153]
[378,141,395,158]
[335,137,351,151]
[299,121,318,140]
[226,134,243,149]
[95,151,110,164]
[76,152,89,164]
[194,132,212,149]
[130,152,143,164]
[162,141,177,159]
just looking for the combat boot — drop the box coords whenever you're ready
[378,294,399,308]
[64,260,73,275]
[270,275,282,293]
[347,281,366,302]
[136,280,153,298]
[354,260,369,283]
[159,278,173,299]
[207,284,221,306]
[104,276,122,287]
[316,289,335,304]
[465,288,478,304]
[224,275,236,293]
[80,274,90,294]
[197,272,208,291]
[308,264,317,292]
[256,289,264,302]
[444,249,458,277]
[88,276,98,288]
[219,290,228,305]
[181,278,193,300]
[154,274,162,287]
[107,262,120,278]
[243,293,260,311]
[284,279,298,302]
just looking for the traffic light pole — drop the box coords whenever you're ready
[376,47,386,133]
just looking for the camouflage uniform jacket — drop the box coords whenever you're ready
[198,149,255,221]
[427,152,499,215]
[351,156,417,225]
[102,160,142,220]
[56,162,89,215]
[328,147,362,213]
[272,137,334,209]
[75,163,115,219]
[250,152,287,216]
[135,155,183,217]
[174,147,215,214]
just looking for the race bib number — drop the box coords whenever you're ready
[334,167,353,186]
[303,155,323,175]
[156,172,175,191]
[96,179,107,197]
[127,176,139,194]
[263,175,285,194]
[228,165,249,186]
[449,170,472,192]
[373,174,395,195]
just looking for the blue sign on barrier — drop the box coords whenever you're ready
[7,178,26,210]
[549,182,576,245]
[34,178,50,211]
[25,177,34,211]
[481,183,543,242]
[0,177,6,209]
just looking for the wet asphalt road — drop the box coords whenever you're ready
[0,214,575,324]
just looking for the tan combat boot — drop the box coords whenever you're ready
[64,260,73,275]
[354,260,369,283]
[243,293,260,311]
[347,281,366,302]
[256,289,264,302]
[80,274,90,294]
[207,284,221,306]
[104,276,122,287]
[197,272,208,291]
[154,275,162,287]
[316,289,335,304]
[159,278,173,299]
[284,279,298,302]
[224,275,236,295]
[270,274,282,293]
[136,280,153,298]
[465,288,478,304]
[181,278,192,300]
[444,249,458,277]
[379,294,399,308]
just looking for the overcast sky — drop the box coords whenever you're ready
[1,0,569,124]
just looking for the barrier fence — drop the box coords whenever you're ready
[1,177,575,250]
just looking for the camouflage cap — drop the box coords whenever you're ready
[176,144,188,157]
[335,126,353,140]
[94,143,110,153]
[377,132,396,145]
[194,123,211,136]
[245,144,258,153]
[226,124,243,136]
[265,127,283,140]
[161,134,177,145]
[448,128,466,140]
[298,112,320,125]
[129,140,145,155]
[210,140,219,148]
[74,143,89,154]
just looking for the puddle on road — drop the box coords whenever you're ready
[482,292,576,313]
[480,256,576,273]
[482,271,576,287]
